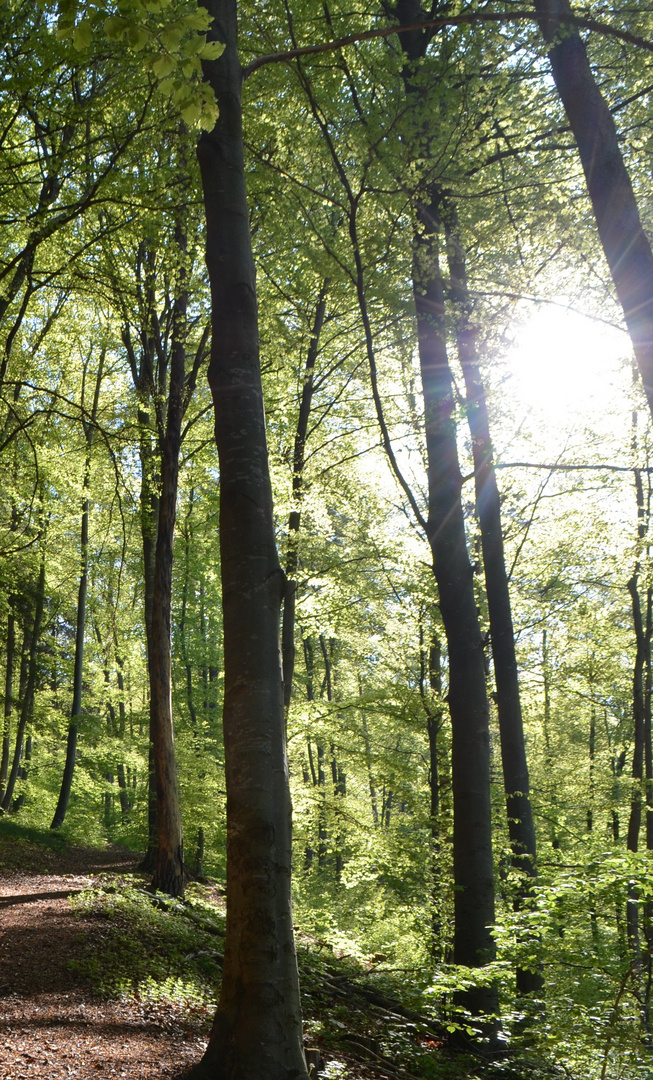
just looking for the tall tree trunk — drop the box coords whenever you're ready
[533,0,653,419]
[381,1,497,1022]
[361,709,379,827]
[180,490,199,730]
[627,456,648,967]
[0,606,15,801]
[281,283,329,709]
[2,551,45,812]
[138,406,160,872]
[51,354,103,829]
[420,625,444,955]
[441,200,541,996]
[12,735,31,812]
[191,2,308,1075]
[148,215,187,898]
[413,198,498,1021]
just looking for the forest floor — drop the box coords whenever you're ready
[0,827,546,1080]
[0,835,206,1079]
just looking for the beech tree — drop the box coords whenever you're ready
[6,3,653,1076]
[188,1,308,1074]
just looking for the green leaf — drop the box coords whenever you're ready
[152,54,176,79]
[161,26,184,52]
[56,20,75,40]
[199,102,219,130]
[197,40,225,61]
[127,24,149,51]
[72,20,92,51]
[181,100,202,127]
[104,16,128,41]
[181,58,201,79]
[182,9,212,31]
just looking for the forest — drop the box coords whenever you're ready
[2,1,653,1078]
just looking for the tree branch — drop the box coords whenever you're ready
[242,10,653,80]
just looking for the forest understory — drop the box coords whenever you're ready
[0,828,557,1080]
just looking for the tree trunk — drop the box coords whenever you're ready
[13,735,32,812]
[442,199,541,996]
[420,625,444,954]
[281,283,329,710]
[533,0,653,419]
[180,490,199,730]
[0,606,15,801]
[2,552,45,812]
[138,406,160,873]
[148,216,187,898]
[413,198,498,1021]
[361,709,379,827]
[51,354,103,829]
[190,2,308,1075]
[627,449,652,997]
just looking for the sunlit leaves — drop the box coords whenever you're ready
[55,0,223,129]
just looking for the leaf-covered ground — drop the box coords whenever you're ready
[0,829,555,1080]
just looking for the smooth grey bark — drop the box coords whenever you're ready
[534,0,653,419]
[190,2,308,1076]
[51,355,103,829]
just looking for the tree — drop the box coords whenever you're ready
[187,1,309,1074]
[533,0,653,420]
[51,350,104,828]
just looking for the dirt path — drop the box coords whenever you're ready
[0,843,205,1080]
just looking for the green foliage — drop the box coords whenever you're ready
[69,878,222,1022]
[54,0,223,129]
[2,1,653,1076]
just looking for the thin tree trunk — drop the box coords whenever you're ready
[281,283,329,709]
[148,212,187,898]
[12,735,32,812]
[533,0,653,419]
[627,455,648,966]
[2,551,45,812]
[442,202,539,920]
[361,710,379,827]
[51,354,103,829]
[420,625,443,954]
[191,2,308,1075]
[0,606,15,801]
[138,406,160,873]
[180,490,199,730]
[412,199,498,1021]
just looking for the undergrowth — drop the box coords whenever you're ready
[69,879,223,1031]
[66,872,561,1080]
